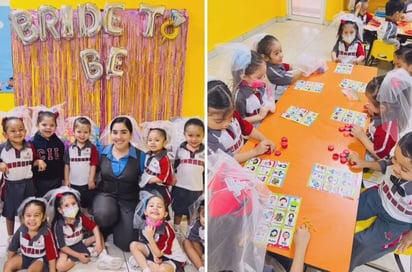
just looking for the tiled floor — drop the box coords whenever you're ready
[208,19,409,272]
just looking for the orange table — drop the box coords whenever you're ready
[242,62,377,271]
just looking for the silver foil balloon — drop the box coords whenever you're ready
[103,3,125,36]
[139,3,165,37]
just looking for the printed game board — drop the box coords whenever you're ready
[244,158,290,188]
[280,105,319,127]
[294,80,324,93]
[330,107,368,127]
[339,78,367,93]
[307,163,360,199]
[255,193,302,250]
[334,63,354,75]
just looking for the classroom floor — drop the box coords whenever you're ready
[208,19,408,272]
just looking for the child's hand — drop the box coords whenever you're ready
[38,160,47,172]
[398,230,412,253]
[348,152,363,169]
[94,243,103,255]
[294,225,311,249]
[88,180,96,190]
[78,253,90,264]
[154,256,163,264]
[255,139,276,155]
[258,106,271,119]
[143,225,156,240]
[350,125,366,139]
[0,162,9,174]
[64,180,71,187]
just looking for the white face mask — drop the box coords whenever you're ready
[342,34,356,44]
[62,205,79,218]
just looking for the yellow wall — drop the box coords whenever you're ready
[6,0,204,117]
[208,0,344,50]
[0,93,16,111]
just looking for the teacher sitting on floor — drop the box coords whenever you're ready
[93,116,144,251]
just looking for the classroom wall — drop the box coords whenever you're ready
[3,0,204,117]
[208,0,344,51]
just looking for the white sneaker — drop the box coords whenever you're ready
[128,255,141,271]
[96,252,123,270]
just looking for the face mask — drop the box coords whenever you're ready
[62,205,79,218]
[250,80,265,89]
[342,34,356,44]
[406,13,412,22]
[146,217,163,228]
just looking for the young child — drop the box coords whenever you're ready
[129,194,187,272]
[331,18,365,64]
[46,186,122,271]
[350,75,393,160]
[378,0,404,48]
[348,132,412,271]
[182,200,205,272]
[3,197,58,272]
[256,35,302,101]
[140,128,174,205]
[208,79,276,163]
[405,0,412,21]
[32,111,65,197]
[0,117,46,242]
[172,118,205,234]
[232,48,272,124]
[63,117,99,210]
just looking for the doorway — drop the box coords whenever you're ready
[288,0,325,24]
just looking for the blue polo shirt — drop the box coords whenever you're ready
[101,144,137,176]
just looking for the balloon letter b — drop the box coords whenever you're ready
[9,10,39,45]
[80,49,104,83]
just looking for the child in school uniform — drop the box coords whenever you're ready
[378,0,404,48]
[351,69,412,160]
[208,80,276,164]
[348,132,412,271]
[46,186,123,271]
[255,35,302,102]
[3,197,58,272]
[32,111,65,197]
[140,128,174,206]
[129,194,187,272]
[64,117,99,210]
[0,117,46,242]
[331,16,366,64]
[230,44,273,125]
[172,118,205,234]
[183,199,205,272]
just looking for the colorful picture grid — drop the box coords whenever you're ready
[294,80,324,93]
[281,105,319,127]
[330,107,368,127]
[255,193,302,250]
[339,78,367,93]
[334,63,354,75]
[244,158,290,188]
[307,163,360,199]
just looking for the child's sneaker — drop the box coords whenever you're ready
[96,251,123,270]
[128,255,141,271]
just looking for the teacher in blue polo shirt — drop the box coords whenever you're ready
[93,116,144,251]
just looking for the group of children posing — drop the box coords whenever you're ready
[207,4,412,269]
[0,112,205,272]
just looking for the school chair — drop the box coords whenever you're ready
[355,216,412,272]
[366,39,396,67]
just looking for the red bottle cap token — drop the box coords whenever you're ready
[275,150,282,156]
[332,153,339,160]
[328,145,334,151]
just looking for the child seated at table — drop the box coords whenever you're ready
[378,0,404,48]
[350,68,412,160]
[399,45,412,73]
[255,35,302,102]
[230,44,274,126]
[348,132,412,271]
[354,0,378,51]
[331,15,365,64]
[207,79,275,163]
